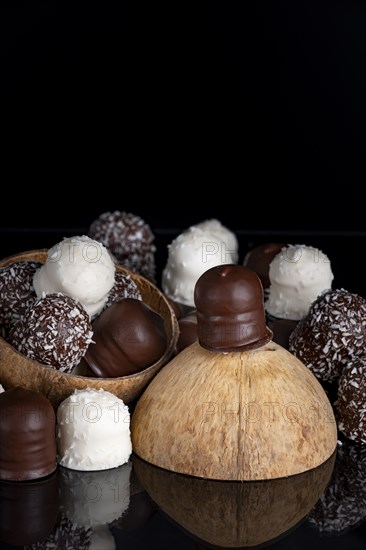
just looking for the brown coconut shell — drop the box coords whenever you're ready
[133,451,335,548]
[132,341,337,481]
[0,250,179,409]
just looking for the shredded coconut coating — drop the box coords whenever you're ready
[9,292,93,372]
[336,357,366,443]
[289,289,366,382]
[88,210,156,281]
[0,261,41,331]
[105,270,142,308]
[308,441,366,534]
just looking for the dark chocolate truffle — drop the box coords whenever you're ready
[308,441,366,535]
[85,298,167,377]
[0,471,59,546]
[289,289,366,382]
[336,356,366,443]
[0,387,57,481]
[176,311,198,354]
[194,265,272,352]
[105,270,142,309]
[88,210,156,282]
[9,292,93,373]
[0,260,41,332]
[243,243,285,289]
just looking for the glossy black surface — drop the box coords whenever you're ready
[0,442,365,550]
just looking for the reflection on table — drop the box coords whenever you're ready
[308,439,366,535]
[0,470,59,546]
[132,452,335,548]
[0,442,366,549]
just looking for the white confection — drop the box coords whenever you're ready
[60,462,131,526]
[57,388,132,471]
[162,222,238,307]
[33,235,115,317]
[265,244,334,321]
[194,218,238,256]
[89,525,116,550]
[0,384,4,393]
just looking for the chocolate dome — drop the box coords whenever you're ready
[194,265,272,352]
[0,387,57,481]
[85,298,168,377]
[176,311,198,354]
[243,243,285,289]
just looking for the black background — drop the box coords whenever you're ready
[1,1,366,232]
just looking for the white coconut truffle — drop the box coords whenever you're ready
[265,244,334,321]
[34,236,115,317]
[57,388,132,471]
[162,221,238,307]
[194,218,238,256]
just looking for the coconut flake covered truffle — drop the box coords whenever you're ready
[8,293,93,373]
[57,388,132,471]
[289,289,366,382]
[193,218,238,256]
[0,261,41,332]
[265,244,334,321]
[88,211,156,282]
[105,271,141,309]
[336,356,366,443]
[33,236,115,318]
[162,222,238,307]
[308,441,366,535]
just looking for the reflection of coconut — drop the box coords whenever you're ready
[133,453,335,548]
[59,462,131,527]
[0,471,59,546]
[308,441,366,535]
